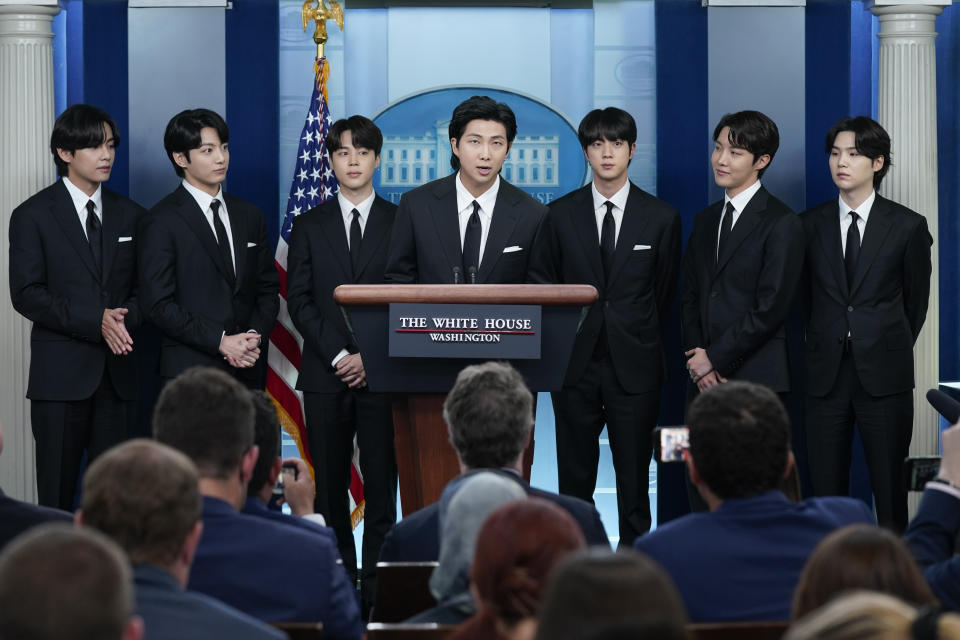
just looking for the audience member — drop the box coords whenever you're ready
[379,361,608,563]
[533,548,688,640]
[78,439,284,639]
[153,366,361,637]
[793,524,935,619]
[785,592,960,640]
[450,498,586,640]
[634,381,874,622]
[0,524,142,640]
[407,472,526,624]
[906,423,960,611]
[0,420,70,551]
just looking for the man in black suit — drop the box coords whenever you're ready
[682,110,804,397]
[801,116,931,531]
[378,361,609,562]
[287,116,397,613]
[528,107,681,546]
[9,104,145,510]
[138,109,279,388]
[384,95,546,284]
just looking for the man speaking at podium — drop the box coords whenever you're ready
[384,95,546,285]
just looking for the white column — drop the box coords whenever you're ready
[870,2,945,520]
[0,2,59,502]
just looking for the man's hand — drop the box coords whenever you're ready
[219,333,261,368]
[101,308,133,355]
[939,424,960,486]
[696,370,723,391]
[335,353,366,389]
[685,347,714,381]
[279,457,315,517]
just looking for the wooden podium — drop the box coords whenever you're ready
[333,284,597,515]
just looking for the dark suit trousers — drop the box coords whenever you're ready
[806,350,912,531]
[552,355,658,547]
[304,389,397,606]
[31,369,130,510]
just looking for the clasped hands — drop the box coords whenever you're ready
[336,353,367,389]
[219,332,261,368]
[102,308,133,355]
[685,347,727,391]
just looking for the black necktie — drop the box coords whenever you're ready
[845,211,861,287]
[210,200,235,282]
[717,201,734,265]
[85,200,102,276]
[462,200,482,281]
[600,201,616,279]
[349,208,362,276]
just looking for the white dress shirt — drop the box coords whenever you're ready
[839,190,875,254]
[717,180,763,256]
[62,176,103,239]
[455,173,499,268]
[181,179,236,270]
[591,180,630,245]
[331,190,377,368]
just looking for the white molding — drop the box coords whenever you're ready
[702,0,805,6]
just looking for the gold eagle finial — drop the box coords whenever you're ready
[302,0,344,60]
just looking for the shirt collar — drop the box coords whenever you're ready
[838,190,875,224]
[455,172,500,215]
[591,180,630,213]
[724,179,762,214]
[337,190,376,224]
[62,176,103,217]
[181,179,224,214]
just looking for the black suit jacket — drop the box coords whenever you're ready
[377,470,610,563]
[681,187,804,391]
[287,196,396,392]
[138,186,280,378]
[384,174,546,284]
[528,183,681,393]
[0,488,72,551]
[801,196,931,397]
[9,180,145,401]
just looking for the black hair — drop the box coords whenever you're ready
[577,107,638,149]
[248,391,281,496]
[50,104,120,176]
[687,381,790,500]
[825,116,892,189]
[713,110,780,178]
[163,108,230,177]
[326,115,383,155]
[448,96,517,171]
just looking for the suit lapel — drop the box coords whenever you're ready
[478,183,521,283]
[172,186,234,285]
[850,196,893,296]
[814,201,848,298]
[318,201,354,282]
[100,190,119,285]
[50,181,100,281]
[607,185,651,286]
[714,188,764,277]
[428,176,463,277]
[354,197,390,280]
[226,197,246,293]
[572,188,604,283]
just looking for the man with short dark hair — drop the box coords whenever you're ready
[529,107,681,546]
[634,381,874,622]
[153,367,361,637]
[385,95,546,284]
[378,361,608,562]
[0,524,142,640]
[802,116,931,531]
[139,108,279,388]
[78,439,283,640]
[9,103,145,509]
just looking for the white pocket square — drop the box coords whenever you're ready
[118,236,133,243]
[503,246,523,253]
[246,242,257,248]
[633,244,651,250]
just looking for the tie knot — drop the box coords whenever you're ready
[351,208,360,221]
[86,201,100,229]
[210,200,221,215]
[86,200,96,215]
[849,211,859,223]
[471,200,481,215]
[603,201,614,216]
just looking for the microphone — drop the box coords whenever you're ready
[467,266,478,285]
[926,389,960,424]
[452,266,462,285]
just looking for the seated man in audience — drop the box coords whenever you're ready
[634,381,874,622]
[78,439,284,639]
[0,420,70,551]
[0,524,143,640]
[152,366,361,637]
[243,390,335,543]
[905,422,960,611]
[379,361,608,563]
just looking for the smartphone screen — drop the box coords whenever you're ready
[653,426,689,463]
[904,456,941,491]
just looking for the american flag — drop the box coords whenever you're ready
[267,57,365,527]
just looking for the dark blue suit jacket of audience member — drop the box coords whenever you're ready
[242,497,339,548]
[0,488,71,551]
[634,491,875,622]
[905,486,960,611]
[378,469,609,563]
[134,564,285,640]
[188,497,362,639]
